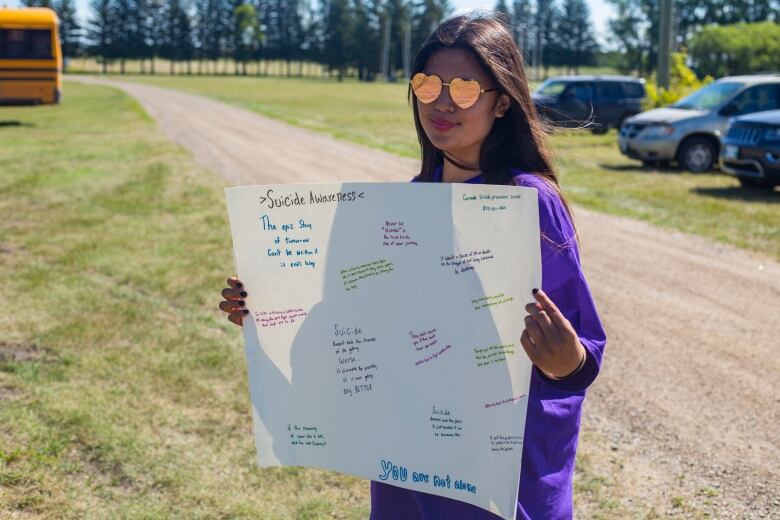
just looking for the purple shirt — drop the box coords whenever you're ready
[370,166,607,519]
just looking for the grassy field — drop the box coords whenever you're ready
[102,74,780,259]
[0,80,665,519]
[0,77,775,518]
[0,82,369,519]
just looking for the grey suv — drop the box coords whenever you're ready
[533,76,646,134]
[619,75,780,172]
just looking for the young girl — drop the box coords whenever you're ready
[219,12,606,520]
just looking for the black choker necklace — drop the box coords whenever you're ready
[443,151,480,172]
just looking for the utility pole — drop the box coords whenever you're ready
[657,0,672,89]
[402,16,411,80]
[534,28,541,81]
[380,14,391,80]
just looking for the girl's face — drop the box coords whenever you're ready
[417,48,510,161]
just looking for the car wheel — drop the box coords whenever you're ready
[679,137,716,173]
[591,125,609,135]
[738,176,775,190]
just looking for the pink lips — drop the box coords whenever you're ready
[431,118,458,131]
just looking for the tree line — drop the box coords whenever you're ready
[607,0,780,76]
[689,21,780,78]
[21,0,601,78]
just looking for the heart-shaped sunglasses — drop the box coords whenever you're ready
[410,72,498,109]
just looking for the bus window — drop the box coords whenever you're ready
[0,28,54,59]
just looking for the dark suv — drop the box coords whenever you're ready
[721,109,780,189]
[532,75,646,134]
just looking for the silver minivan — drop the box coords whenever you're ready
[618,75,780,172]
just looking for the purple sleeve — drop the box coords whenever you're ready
[515,174,607,393]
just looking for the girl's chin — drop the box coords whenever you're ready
[427,132,456,145]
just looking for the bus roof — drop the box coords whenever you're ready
[0,7,59,27]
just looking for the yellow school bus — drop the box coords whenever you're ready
[0,7,62,105]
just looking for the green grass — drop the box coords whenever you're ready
[0,76,774,518]
[0,81,368,519]
[105,74,780,259]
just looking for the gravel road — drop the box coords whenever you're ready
[74,77,780,519]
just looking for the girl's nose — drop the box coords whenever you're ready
[434,85,456,112]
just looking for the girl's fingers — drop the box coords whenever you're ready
[227,276,244,289]
[219,299,245,313]
[228,309,248,326]
[524,315,545,345]
[525,302,554,333]
[222,287,248,300]
[520,328,535,357]
[532,288,566,328]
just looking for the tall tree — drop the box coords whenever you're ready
[494,0,511,23]
[160,0,194,73]
[87,0,116,73]
[512,0,531,64]
[385,0,410,79]
[143,0,167,73]
[278,0,304,75]
[20,0,54,7]
[112,0,136,72]
[533,0,557,76]
[411,0,450,61]
[295,0,318,75]
[55,0,81,61]
[556,0,598,72]
[321,0,352,80]
[606,0,646,75]
[350,0,383,81]
[231,2,260,74]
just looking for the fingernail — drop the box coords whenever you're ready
[238,300,245,306]
[240,291,247,297]
[532,288,539,294]
[242,309,249,315]
[237,282,243,288]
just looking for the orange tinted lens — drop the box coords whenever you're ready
[412,73,442,103]
[450,78,481,109]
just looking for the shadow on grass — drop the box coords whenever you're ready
[692,185,779,203]
[599,162,683,175]
[0,120,34,128]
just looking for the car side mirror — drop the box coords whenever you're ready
[721,102,739,116]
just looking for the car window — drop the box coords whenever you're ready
[596,82,623,99]
[730,84,780,115]
[565,83,593,102]
[673,82,742,110]
[622,82,645,98]
[535,80,567,97]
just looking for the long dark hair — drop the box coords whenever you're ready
[408,12,576,227]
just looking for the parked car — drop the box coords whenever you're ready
[619,74,780,172]
[721,109,780,189]
[532,75,646,134]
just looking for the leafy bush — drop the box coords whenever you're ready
[643,52,713,109]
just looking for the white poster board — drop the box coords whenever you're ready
[225,182,541,519]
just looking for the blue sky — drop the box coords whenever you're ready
[7,0,614,45]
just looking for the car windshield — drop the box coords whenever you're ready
[535,80,567,97]
[672,82,742,110]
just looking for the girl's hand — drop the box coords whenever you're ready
[521,288,587,380]
[219,276,248,326]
